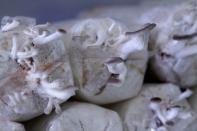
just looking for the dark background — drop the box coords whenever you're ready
[0,0,141,23]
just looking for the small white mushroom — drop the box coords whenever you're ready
[175,89,193,102]
[165,106,180,120]
[117,35,145,59]
[41,84,77,114]
[24,22,51,38]
[71,19,108,48]
[26,68,77,114]
[117,23,156,59]
[149,97,167,124]
[1,19,20,32]
[104,57,127,83]
[149,97,162,111]
[33,29,66,45]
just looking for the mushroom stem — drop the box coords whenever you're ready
[155,110,167,124]
[44,97,53,114]
[10,35,18,59]
[175,89,193,102]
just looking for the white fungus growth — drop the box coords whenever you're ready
[71,19,109,47]
[0,16,75,114]
[1,19,20,32]
[148,89,193,131]
[116,23,155,59]
[70,18,127,49]
[71,18,154,61]
[26,69,77,114]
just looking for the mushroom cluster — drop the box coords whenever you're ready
[148,89,193,131]
[0,16,76,119]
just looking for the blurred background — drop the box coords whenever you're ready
[0,0,142,23]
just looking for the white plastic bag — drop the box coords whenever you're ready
[68,18,154,104]
[26,102,123,131]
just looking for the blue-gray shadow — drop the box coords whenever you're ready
[0,0,140,23]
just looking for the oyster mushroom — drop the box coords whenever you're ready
[109,84,196,131]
